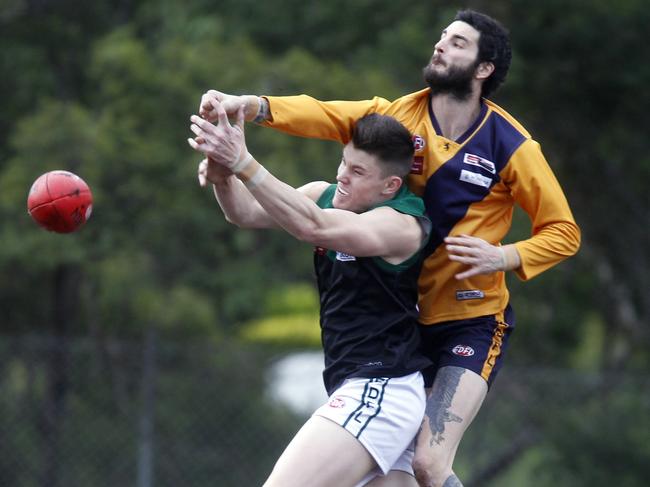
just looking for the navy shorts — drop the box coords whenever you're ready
[418,304,515,388]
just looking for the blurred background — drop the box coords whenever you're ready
[1,0,649,485]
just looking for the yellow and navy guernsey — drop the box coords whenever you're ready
[314,184,431,395]
[263,88,581,326]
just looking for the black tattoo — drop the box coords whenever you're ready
[425,366,465,446]
[442,474,463,487]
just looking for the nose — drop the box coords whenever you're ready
[336,163,348,183]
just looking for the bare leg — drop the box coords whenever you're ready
[364,470,419,486]
[263,415,377,487]
[412,366,487,487]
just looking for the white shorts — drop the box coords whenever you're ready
[313,371,425,483]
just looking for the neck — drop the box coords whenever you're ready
[430,91,483,141]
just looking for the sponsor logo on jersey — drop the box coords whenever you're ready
[463,153,496,174]
[455,290,485,301]
[460,169,492,189]
[452,345,475,357]
[412,135,426,152]
[329,396,346,408]
[410,156,424,175]
[336,251,356,262]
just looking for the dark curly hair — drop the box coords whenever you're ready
[455,10,512,98]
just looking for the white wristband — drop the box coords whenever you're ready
[498,246,507,271]
[231,152,254,174]
[253,97,269,123]
[244,165,269,189]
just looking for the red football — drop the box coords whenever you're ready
[27,170,93,233]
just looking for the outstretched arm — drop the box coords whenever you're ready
[197,89,391,144]
[196,157,276,228]
[189,104,423,261]
[199,90,265,123]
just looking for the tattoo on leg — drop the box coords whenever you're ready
[426,367,465,446]
[442,474,463,487]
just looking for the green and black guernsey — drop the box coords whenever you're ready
[314,184,432,395]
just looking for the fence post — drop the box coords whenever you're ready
[137,326,157,487]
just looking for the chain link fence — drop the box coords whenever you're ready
[1,333,648,486]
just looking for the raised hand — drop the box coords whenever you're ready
[197,157,234,187]
[188,102,249,171]
[199,90,260,123]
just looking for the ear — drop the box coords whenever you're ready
[476,61,495,81]
[382,176,403,196]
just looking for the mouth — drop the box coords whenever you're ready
[336,185,349,196]
[431,54,445,67]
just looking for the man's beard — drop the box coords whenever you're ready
[422,61,478,100]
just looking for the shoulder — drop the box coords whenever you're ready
[297,181,333,204]
[390,88,431,109]
[398,87,431,102]
[484,98,532,139]
[373,186,426,218]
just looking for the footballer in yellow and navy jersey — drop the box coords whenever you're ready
[260,88,580,384]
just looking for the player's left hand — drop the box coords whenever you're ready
[445,234,504,279]
[188,102,248,170]
[197,157,233,187]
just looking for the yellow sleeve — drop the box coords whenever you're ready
[504,139,581,280]
[261,95,392,144]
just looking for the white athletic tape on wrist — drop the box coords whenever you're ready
[498,246,508,271]
[244,165,269,189]
[231,152,254,174]
[253,96,268,123]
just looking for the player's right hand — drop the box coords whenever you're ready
[200,90,261,123]
[199,90,238,122]
[199,90,252,122]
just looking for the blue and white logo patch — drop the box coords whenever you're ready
[336,251,356,262]
[463,153,496,174]
[456,290,485,301]
[460,169,492,189]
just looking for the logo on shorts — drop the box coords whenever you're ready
[452,345,475,357]
[329,396,346,408]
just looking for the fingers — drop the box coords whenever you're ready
[234,104,245,131]
[199,96,217,121]
[187,137,200,150]
[444,234,480,246]
[454,268,481,280]
[189,122,203,138]
[198,159,207,187]
[213,102,231,128]
[207,89,224,99]
[190,114,212,131]
[199,90,225,120]
[446,244,477,257]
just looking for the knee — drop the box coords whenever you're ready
[412,455,454,487]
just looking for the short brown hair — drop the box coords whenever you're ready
[351,114,414,178]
